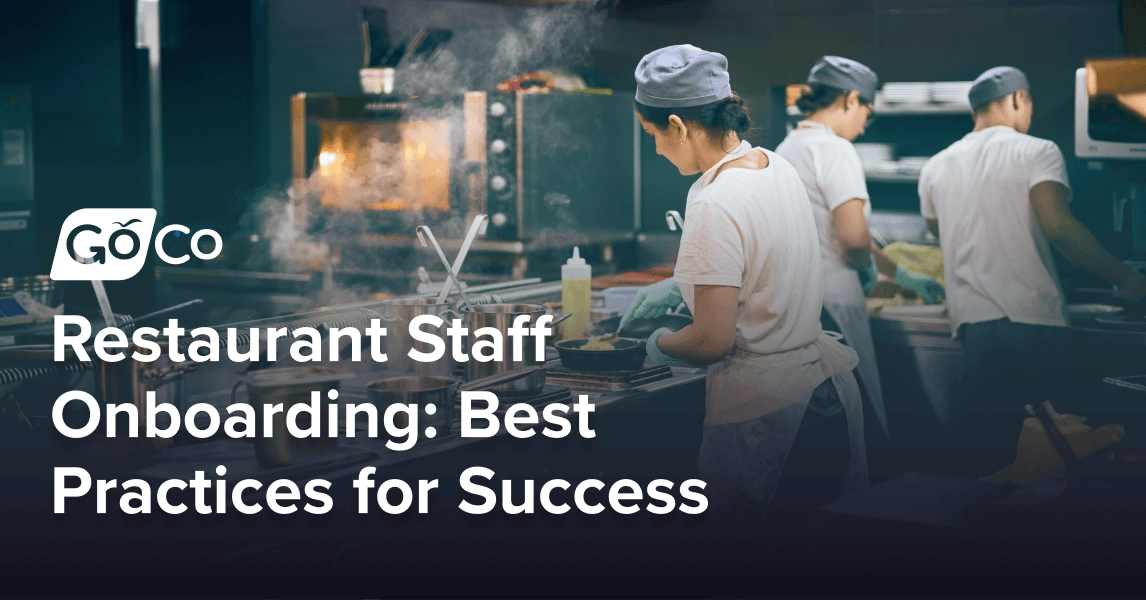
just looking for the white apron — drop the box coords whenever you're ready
[703,331,870,496]
[680,143,870,499]
[821,263,891,439]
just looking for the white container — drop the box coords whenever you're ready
[603,286,644,316]
[560,247,592,340]
[359,67,395,95]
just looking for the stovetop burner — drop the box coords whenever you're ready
[545,361,674,391]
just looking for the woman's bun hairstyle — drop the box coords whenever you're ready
[795,83,848,116]
[635,91,752,142]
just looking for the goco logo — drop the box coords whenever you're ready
[50,209,222,281]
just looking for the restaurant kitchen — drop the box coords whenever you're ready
[2,0,1146,596]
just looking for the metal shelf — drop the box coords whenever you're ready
[873,101,970,115]
[866,172,921,183]
[786,101,970,117]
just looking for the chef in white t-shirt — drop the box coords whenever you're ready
[622,45,869,521]
[776,56,945,443]
[920,66,1146,442]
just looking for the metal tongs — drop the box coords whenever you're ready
[665,210,684,232]
[416,223,477,312]
[436,214,488,304]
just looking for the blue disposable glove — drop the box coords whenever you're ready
[857,259,879,296]
[620,278,683,329]
[894,265,946,304]
[646,327,679,366]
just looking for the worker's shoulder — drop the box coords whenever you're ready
[964,127,1059,164]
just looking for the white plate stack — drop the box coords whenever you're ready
[931,81,973,106]
[854,143,894,163]
[855,143,897,178]
[881,82,931,104]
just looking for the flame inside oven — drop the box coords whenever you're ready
[317,120,451,212]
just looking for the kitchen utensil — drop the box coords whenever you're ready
[366,365,547,442]
[118,299,204,329]
[416,225,474,311]
[459,303,548,393]
[436,214,488,304]
[233,366,355,467]
[550,312,573,328]
[1095,314,1146,331]
[555,337,647,372]
[585,313,693,340]
[90,281,116,331]
[1029,401,1080,470]
[1068,303,1124,321]
[378,297,459,377]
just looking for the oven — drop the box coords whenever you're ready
[290,90,638,241]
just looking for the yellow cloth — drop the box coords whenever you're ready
[989,414,1125,486]
[883,241,945,286]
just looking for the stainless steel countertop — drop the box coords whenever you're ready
[870,313,1146,347]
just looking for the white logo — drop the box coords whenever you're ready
[50,209,222,281]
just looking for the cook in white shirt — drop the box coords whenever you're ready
[776,56,945,443]
[920,66,1146,442]
[624,45,869,523]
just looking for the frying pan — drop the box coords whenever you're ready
[554,337,647,372]
[585,313,692,339]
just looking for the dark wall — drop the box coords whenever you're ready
[161,0,257,235]
[0,0,256,314]
[0,0,137,268]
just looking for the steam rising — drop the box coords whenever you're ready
[237,0,614,306]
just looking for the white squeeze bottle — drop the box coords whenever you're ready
[561,247,592,340]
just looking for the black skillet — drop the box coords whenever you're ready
[554,337,647,372]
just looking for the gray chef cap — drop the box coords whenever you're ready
[968,66,1029,110]
[634,45,731,108]
[807,56,879,104]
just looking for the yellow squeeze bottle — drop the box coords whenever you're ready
[560,247,592,340]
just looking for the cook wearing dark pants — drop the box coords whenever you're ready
[954,319,1080,446]
[920,66,1146,454]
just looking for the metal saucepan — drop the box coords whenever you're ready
[378,297,458,377]
[460,303,548,394]
[585,313,693,340]
[555,337,647,372]
[365,365,546,442]
[233,366,356,467]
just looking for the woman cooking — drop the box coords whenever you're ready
[775,56,946,442]
[621,45,869,521]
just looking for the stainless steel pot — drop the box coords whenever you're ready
[461,303,547,394]
[88,346,197,454]
[233,366,353,467]
[378,297,458,377]
[365,366,546,442]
